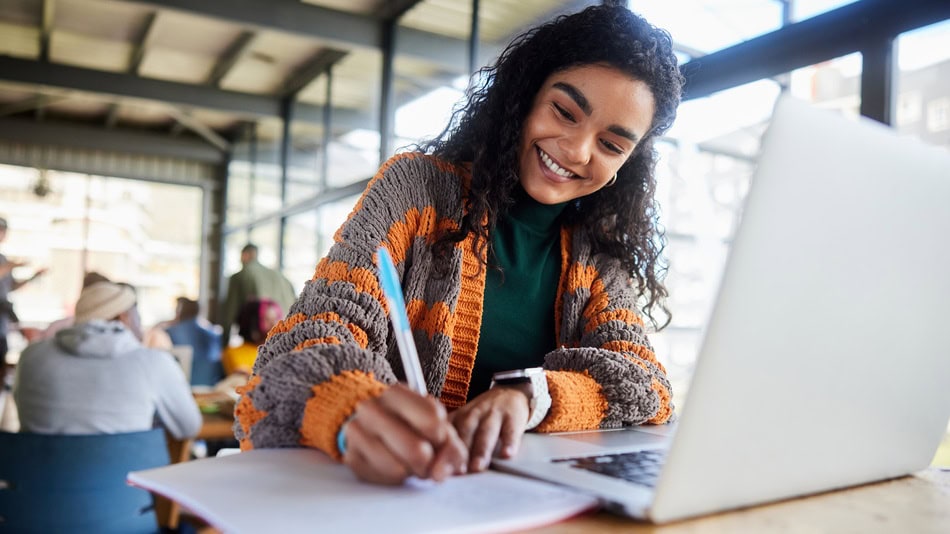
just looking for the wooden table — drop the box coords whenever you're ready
[161,467,950,533]
[157,392,237,529]
[525,468,950,533]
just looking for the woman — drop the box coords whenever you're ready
[221,298,282,377]
[235,4,683,485]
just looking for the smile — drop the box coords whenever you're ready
[537,148,577,179]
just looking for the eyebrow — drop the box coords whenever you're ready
[552,81,641,144]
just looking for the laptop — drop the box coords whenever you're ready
[492,96,950,523]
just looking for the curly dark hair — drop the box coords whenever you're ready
[418,4,683,329]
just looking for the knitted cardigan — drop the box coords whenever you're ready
[234,153,674,460]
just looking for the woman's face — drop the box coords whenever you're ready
[518,64,655,205]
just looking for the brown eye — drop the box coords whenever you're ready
[553,102,575,122]
[601,139,624,155]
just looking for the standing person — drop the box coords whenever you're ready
[235,4,682,485]
[166,297,223,386]
[219,244,295,347]
[13,281,201,439]
[0,216,46,386]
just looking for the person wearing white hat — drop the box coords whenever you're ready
[13,281,202,439]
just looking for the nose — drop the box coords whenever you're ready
[558,133,594,166]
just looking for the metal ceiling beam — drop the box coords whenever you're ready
[165,108,231,151]
[207,30,256,87]
[0,56,373,130]
[104,102,121,128]
[128,12,159,75]
[279,48,347,99]
[114,0,496,73]
[0,95,67,118]
[39,0,55,62]
[681,0,950,101]
[0,117,224,163]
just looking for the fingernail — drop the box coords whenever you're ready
[479,456,490,470]
[504,445,515,457]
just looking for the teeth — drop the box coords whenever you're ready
[539,149,575,178]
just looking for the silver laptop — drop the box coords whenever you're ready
[492,96,950,523]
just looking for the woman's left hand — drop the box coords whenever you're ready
[449,387,530,473]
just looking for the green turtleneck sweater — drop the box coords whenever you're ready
[468,188,567,400]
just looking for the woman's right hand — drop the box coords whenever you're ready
[341,383,469,485]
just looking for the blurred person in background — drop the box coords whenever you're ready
[33,271,110,342]
[219,244,295,348]
[220,298,282,380]
[166,297,223,386]
[13,281,201,439]
[0,216,46,387]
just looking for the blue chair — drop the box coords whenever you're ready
[0,428,170,533]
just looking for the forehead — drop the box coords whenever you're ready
[542,64,655,134]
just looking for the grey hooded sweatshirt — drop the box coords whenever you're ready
[13,320,202,439]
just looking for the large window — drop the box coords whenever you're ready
[896,20,950,149]
[0,164,203,358]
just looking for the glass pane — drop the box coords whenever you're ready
[896,20,950,149]
[654,79,779,400]
[317,194,361,259]
[788,52,863,118]
[283,210,321,295]
[653,52,862,401]
[227,127,254,228]
[0,165,202,357]
[248,222,281,270]
[629,0,784,56]
[321,50,382,187]
[790,0,859,22]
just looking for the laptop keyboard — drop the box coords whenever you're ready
[554,449,666,488]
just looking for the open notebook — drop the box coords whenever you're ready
[128,448,597,534]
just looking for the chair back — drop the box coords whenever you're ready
[0,428,170,533]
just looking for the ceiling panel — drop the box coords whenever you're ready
[44,97,112,119]
[188,108,241,130]
[220,31,324,95]
[146,11,244,56]
[400,0,562,43]
[297,48,381,111]
[117,100,173,127]
[138,48,217,84]
[51,31,132,72]
[300,0,382,16]
[57,0,151,42]
[0,22,40,58]
[0,0,42,26]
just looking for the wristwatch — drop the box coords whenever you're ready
[490,367,551,430]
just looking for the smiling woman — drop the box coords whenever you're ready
[519,65,656,205]
[234,4,684,487]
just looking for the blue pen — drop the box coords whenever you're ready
[376,246,428,395]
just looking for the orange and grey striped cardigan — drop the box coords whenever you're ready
[234,153,674,460]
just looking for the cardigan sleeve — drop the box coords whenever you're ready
[538,254,674,432]
[233,153,446,459]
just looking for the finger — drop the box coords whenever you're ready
[469,410,503,472]
[451,407,482,452]
[353,399,435,478]
[376,384,450,444]
[429,427,469,481]
[496,411,525,459]
[344,425,411,485]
